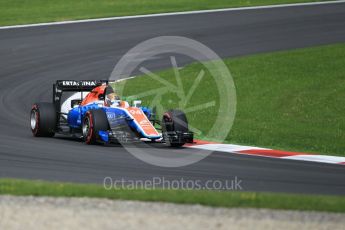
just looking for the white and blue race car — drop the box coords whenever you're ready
[30,80,193,146]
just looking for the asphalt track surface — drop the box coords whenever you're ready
[0,3,345,195]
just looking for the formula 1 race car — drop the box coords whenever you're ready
[30,80,193,146]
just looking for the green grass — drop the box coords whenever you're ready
[0,0,332,26]
[1,179,345,212]
[116,43,345,156]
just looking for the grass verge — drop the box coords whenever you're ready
[116,43,345,156]
[0,0,333,26]
[1,179,345,212]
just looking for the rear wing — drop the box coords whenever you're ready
[53,80,109,113]
[54,80,107,92]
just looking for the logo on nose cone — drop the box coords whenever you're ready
[129,109,142,115]
[139,120,150,126]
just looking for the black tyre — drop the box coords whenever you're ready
[30,103,57,137]
[82,109,109,144]
[162,109,189,147]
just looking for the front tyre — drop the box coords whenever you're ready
[82,109,109,144]
[162,109,189,147]
[30,103,57,137]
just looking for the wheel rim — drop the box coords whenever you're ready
[30,110,37,130]
[83,116,90,138]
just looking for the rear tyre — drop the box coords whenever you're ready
[30,103,57,137]
[82,109,109,144]
[162,109,189,147]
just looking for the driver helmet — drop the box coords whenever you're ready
[105,86,120,107]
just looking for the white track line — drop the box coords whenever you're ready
[188,143,268,152]
[282,155,345,164]
[1,0,345,30]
